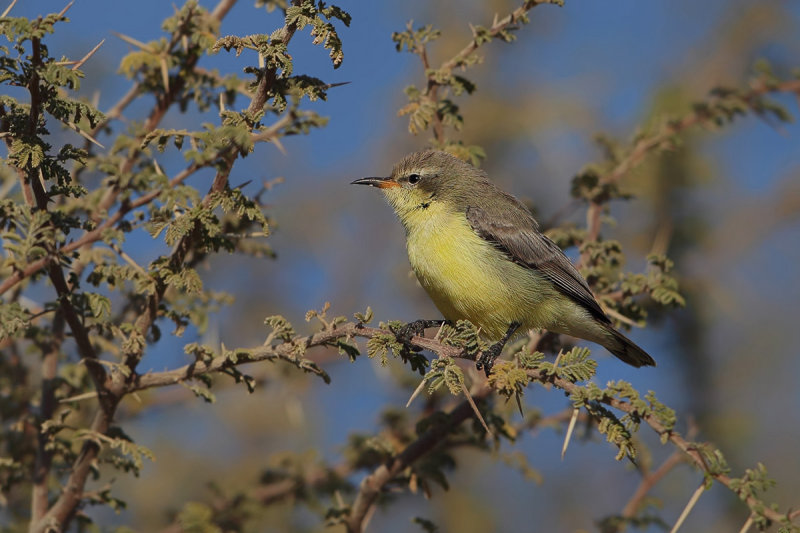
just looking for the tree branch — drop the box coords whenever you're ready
[584,78,800,241]
[438,0,560,75]
[344,387,490,533]
[30,313,65,524]
[418,0,560,146]
[123,319,799,530]
[530,367,797,527]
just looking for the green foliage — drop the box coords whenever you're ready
[488,360,530,405]
[74,426,156,476]
[423,357,465,395]
[0,1,349,527]
[0,301,31,340]
[564,380,677,461]
[1,2,797,532]
[438,319,485,356]
[391,22,441,53]
[1,206,55,268]
[364,320,430,374]
[176,501,222,533]
[729,462,776,501]
[537,347,597,383]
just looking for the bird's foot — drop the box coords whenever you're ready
[475,321,521,377]
[475,342,504,376]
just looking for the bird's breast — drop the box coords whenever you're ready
[403,204,559,339]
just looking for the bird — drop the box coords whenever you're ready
[352,150,655,374]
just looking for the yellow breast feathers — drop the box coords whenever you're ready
[401,202,562,340]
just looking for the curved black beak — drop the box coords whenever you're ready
[351,176,398,189]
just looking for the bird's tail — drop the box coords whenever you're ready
[602,326,656,368]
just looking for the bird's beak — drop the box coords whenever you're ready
[351,176,400,189]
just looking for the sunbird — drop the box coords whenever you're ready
[352,150,655,374]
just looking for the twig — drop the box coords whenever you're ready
[122,317,799,528]
[439,0,560,74]
[0,160,203,298]
[524,365,793,526]
[620,450,686,520]
[417,0,560,145]
[584,78,800,243]
[126,320,800,528]
[344,387,490,533]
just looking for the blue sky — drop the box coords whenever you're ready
[5,0,800,530]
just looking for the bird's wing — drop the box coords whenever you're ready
[465,202,609,323]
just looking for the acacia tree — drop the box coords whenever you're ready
[0,1,798,532]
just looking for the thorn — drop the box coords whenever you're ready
[433,321,446,341]
[219,92,226,113]
[324,81,351,89]
[561,408,580,460]
[111,31,154,52]
[152,159,164,176]
[72,39,105,71]
[258,52,265,69]
[603,306,638,328]
[67,121,104,148]
[334,490,345,509]
[461,381,492,437]
[514,392,524,417]
[59,390,98,403]
[109,241,147,276]
[406,377,427,408]
[159,57,170,92]
[669,482,706,533]
[1,0,18,18]
[552,349,563,370]
[271,136,287,155]
[57,0,74,18]
[738,515,754,533]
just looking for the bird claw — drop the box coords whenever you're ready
[475,321,521,377]
[475,342,504,377]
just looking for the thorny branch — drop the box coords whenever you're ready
[121,320,798,530]
[415,0,562,144]
[32,0,317,529]
[27,0,254,530]
[344,388,490,533]
[583,78,800,244]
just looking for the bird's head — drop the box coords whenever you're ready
[352,150,487,222]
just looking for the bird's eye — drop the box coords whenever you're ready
[407,173,421,184]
